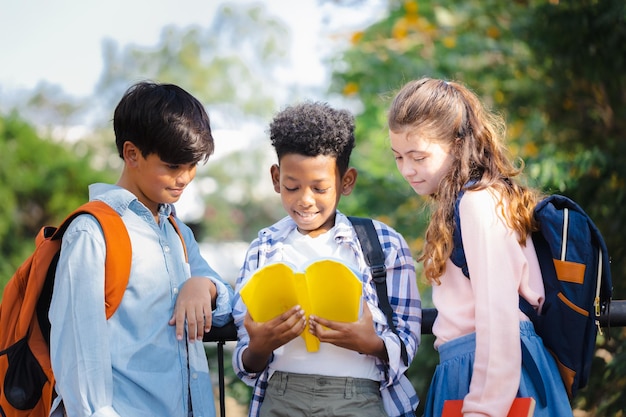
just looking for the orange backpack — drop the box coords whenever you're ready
[0,200,186,416]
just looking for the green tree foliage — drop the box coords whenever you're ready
[521,2,626,414]
[0,113,114,289]
[89,3,297,243]
[330,0,625,414]
[200,144,284,241]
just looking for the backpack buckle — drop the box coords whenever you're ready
[370,264,386,283]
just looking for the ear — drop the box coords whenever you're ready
[122,141,140,167]
[340,167,358,196]
[270,164,281,194]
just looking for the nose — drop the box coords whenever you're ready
[399,160,416,178]
[298,188,315,206]
[177,166,196,185]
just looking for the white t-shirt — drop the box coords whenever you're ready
[269,227,380,380]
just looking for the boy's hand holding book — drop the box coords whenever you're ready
[242,305,307,372]
[309,302,388,360]
[240,258,363,351]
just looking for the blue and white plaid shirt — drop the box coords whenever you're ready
[232,211,421,417]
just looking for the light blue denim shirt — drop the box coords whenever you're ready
[49,183,233,417]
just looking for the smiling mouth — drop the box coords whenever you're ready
[295,211,318,219]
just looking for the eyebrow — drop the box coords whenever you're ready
[283,175,332,184]
[391,148,427,156]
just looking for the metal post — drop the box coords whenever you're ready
[217,340,226,417]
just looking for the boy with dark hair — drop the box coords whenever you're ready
[49,81,233,417]
[232,101,421,417]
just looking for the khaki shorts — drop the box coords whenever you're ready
[260,371,386,417]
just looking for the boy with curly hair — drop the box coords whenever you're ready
[232,101,421,417]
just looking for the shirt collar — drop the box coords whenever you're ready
[88,183,173,218]
[259,211,357,245]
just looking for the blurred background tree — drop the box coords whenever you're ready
[0,114,114,279]
[90,3,294,240]
[1,0,624,415]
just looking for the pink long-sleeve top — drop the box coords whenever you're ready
[431,188,545,417]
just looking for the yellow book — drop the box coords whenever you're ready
[239,258,363,352]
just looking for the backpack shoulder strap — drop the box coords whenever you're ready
[450,189,470,277]
[452,189,538,316]
[167,215,188,262]
[54,201,132,319]
[348,216,409,366]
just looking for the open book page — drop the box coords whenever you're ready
[239,258,363,351]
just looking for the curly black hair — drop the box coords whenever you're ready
[269,101,355,175]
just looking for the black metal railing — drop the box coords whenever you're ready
[204,300,626,417]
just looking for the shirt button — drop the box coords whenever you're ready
[173,287,179,295]
[164,245,170,253]
[192,373,198,379]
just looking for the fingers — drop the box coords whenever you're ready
[186,304,212,341]
[309,301,373,336]
[266,306,307,340]
[170,307,186,341]
[308,300,379,352]
[243,309,306,373]
[170,305,205,342]
[169,277,216,342]
[308,314,339,340]
[245,306,307,354]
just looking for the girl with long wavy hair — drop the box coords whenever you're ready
[388,77,572,417]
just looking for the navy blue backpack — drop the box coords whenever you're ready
[451,191,613,399]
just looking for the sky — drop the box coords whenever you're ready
[0,0,386,165]
[0,0,385,216]
[0,0,383,98]
[0,0,384,271]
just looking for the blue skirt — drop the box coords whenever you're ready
[423,321,573,417]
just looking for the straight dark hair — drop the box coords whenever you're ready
[114,81,214,165]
